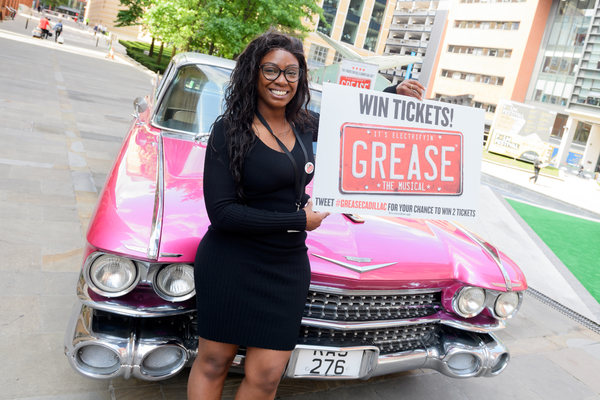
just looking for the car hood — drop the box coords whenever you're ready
[88,130,526,292]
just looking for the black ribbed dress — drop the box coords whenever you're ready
[194,117,316,351]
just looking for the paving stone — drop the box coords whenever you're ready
[0,271,45,296]
[41,181,75,197]
[9,165,72,183]
[443,367,543,400]
[0,219,82,247]
[18,392,112,400]
[0,177,41,193]
[42,204,80,222]
[43,294,79,333]
[0,295,42,335]
[582,343,600,361]
[0,243,42,271]
[0,202,42,220]
[160,384,188,400]
[546,331,600,349]
[113,385,164,400]
[507,353,597,400]
[5,190,76,206]
[71,170,97,192]
[0,332,109,398]
[543,347,600,393]
[42,246,84,272]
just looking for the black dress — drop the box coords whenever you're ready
[194,116,316,351]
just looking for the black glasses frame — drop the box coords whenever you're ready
[259,64,303,83]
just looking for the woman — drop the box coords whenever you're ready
[188,31,330,400]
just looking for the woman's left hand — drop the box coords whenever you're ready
[396,80,425,101]
[303,199,330,231]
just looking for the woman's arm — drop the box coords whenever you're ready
[203,121,307,234]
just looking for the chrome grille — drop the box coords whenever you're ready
[299,323,437,354]
[304,291,440,321]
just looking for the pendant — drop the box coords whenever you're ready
[305,162,314,174]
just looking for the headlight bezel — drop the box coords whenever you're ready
[85,253,140,298]
[451,286,524,320]
[153,263,196,302]
[491,291,523,320]
[452,286,487,318]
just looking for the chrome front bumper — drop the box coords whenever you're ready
[64,301,510,381]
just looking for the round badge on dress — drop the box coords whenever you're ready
[305,162,314,174]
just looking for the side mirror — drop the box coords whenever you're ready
[132,97,148,126]
[133,97,148,114]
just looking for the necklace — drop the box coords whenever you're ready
[275,120,290,138]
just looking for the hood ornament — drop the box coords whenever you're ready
[312,254,396,273]
[345,256,372,263]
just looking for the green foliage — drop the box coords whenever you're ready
[45,0,69,11]
[115,0,152,28]
[120,40,172,73]
[143,0,323,59]
[482,150,559,177]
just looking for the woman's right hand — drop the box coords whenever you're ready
[303,199,330,231]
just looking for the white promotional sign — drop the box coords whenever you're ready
[337,59,379,90]
[312,83,484,221]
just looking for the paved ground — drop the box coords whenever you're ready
[1,13,599,400]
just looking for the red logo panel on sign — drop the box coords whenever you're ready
[339,76,371,89]
[339,123,463,195]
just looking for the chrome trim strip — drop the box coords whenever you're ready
[124,244,147,254]
[311,254,397,273]
[147,134,165,261]
[308,284,442,295]
[301,317,440,330]
[439,318,505,333]
[159,253,183,258]
[301,316,504,333]
[452,223,512,292]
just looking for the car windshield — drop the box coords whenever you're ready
[154,63,323,136]
[154,64,231,135]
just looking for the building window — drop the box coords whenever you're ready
[441,69,504,86]
[448,45,512,58]
[573,121,591,143]
[454,20,520,30]
[460,0,525,2]
[308,44,329,69]
[550,114,569,138]
[334,51,343,63]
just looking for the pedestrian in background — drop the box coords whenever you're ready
[188,30,329,400]
[38,16,51,39]
[53,19,63,42]
[529,157,542,183]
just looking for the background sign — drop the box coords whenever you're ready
[488,99,556,161]
[337,59,378,90]
[312,84,485,221]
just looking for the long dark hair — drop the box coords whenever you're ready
[217,30,313,200]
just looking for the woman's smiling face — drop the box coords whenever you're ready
[256,49,299,113]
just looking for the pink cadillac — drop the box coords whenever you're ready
[64,53,527,382]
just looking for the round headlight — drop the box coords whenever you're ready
[89,255,137,295]
[156,264,195,298]
[495,292,520,318]
[455,287,486,317]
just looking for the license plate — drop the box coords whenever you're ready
[293,349,363,377]
[339,123,463,195]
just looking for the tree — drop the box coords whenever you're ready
[115,0,152,27]
[144,0,323,59]
[115,0,157,56]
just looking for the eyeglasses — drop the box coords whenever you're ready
[259,64,303,83]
